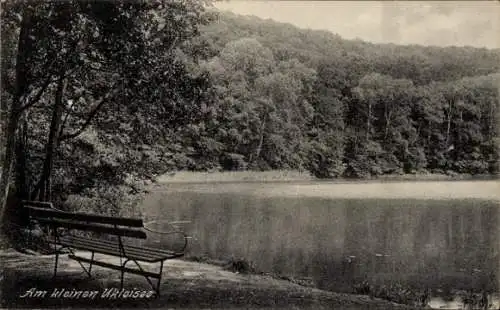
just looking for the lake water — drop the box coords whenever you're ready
[141,181,500,307]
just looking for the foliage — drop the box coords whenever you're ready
[0,0,215,221]
[191,12,499,178]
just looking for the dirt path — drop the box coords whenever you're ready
[0,249,418,309]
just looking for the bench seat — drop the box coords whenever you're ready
[47,235,185,263]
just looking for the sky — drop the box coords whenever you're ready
[214,1,500,49]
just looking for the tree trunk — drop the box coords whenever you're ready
[427,121,431,147]
[0,108,22,247]
[384,103,391,141]
[384,118,390,141]
[366,102,372,140]
[488,100,494,141]
[14,114,30,200]
[32,74,67,202]
[252,117,267,167]
[445,100,453,146]
[0,7,32,248]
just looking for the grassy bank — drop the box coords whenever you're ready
[0,250,417,309]
[183,256,491,308]
[155,170,497,184]
[156,170,315,183]
[149,175,500,200]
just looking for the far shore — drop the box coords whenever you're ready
[150,170,500,201]
[155,170,497,184]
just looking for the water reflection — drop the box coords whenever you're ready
[143,187,499,300]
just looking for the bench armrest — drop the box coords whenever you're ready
[144,220,190,231]
[143,225,190,253]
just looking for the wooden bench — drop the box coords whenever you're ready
[22,200,189,296]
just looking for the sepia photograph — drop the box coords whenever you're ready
[0,0,499,309]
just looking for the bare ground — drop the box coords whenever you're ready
[0,249,419,309]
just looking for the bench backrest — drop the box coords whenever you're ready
[23,201,147,239]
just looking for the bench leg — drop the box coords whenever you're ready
[53,251,59,279]
[52,226,59,279]
[88,251,94,277]
[129,259,163,296]
[120,259,130,290]
[65,248,94,278]
[156,261,164,297]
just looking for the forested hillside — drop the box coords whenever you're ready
[186,12,499,178]
[1,3,498,228]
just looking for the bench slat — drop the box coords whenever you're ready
[57,238,124,258]
[50,236,182,262]
[62,235,182,258]
[51,238,156,262]
[25,206,144,228]
[68,255,161,279]
[22,201,54,209]
[60,237,167,262]
[36,218,147,239]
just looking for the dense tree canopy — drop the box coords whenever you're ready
[189,12,499,178]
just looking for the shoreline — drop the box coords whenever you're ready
[149,173,500,201]
[155,170,497,184]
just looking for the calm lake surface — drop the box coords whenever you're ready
[142,181,500,300]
